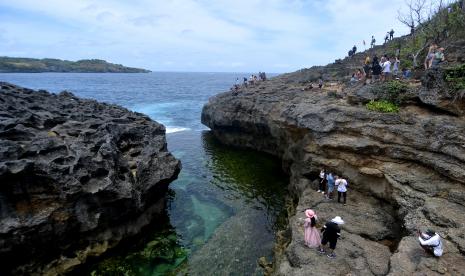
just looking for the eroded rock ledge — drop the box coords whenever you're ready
[0,83,181,275]
[202,72,465,275]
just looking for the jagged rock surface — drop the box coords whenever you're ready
[0,82,181,275]
[202,66,465,275]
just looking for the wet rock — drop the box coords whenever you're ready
[0,83,181,275]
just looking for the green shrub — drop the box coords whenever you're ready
[444,64,465,91]
[370,80,410,104]
[366,100,400,113]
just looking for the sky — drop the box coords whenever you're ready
[0,0,412,73]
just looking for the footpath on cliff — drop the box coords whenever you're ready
[202,12,465,276]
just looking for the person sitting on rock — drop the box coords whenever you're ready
[418,229,443,257]
[335,176,348,205]
[326,172,335,199]
[350,73,358,85]
[318,168,327,194]
[384,33,389,43]
[304,209,321,248]
[318,216,344,259]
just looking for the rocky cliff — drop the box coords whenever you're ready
[202,63,465,274]
[0,83,180,275]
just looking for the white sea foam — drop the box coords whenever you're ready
[166,127,190,133]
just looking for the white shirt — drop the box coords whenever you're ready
[319,171,325,179]
[383,61,391,73]
[419,234,443,256]
[335,179,348,192]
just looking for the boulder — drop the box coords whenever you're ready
[0,83,181,275]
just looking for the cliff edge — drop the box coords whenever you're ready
[202,53,465,274]
[0,83,180,275]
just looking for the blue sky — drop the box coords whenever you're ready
[0,0,412,72]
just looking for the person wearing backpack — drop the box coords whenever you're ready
[372,56,382,82]
[318,216,345,259]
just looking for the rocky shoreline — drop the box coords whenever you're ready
[202,62,465,274]
[0,83,180,275]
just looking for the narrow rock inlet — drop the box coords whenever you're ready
[201,60,465,275]
[0,83,181,275]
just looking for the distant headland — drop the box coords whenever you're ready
[0,57,150,73]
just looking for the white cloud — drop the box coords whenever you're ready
[0,0,414,72]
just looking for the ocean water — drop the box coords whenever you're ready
[0,72,287,275]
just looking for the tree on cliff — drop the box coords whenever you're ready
[398,0,465,67]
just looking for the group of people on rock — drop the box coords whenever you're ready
[424,43,445,69]
[231,72,267,91]
[302,167,443,260]
[350,54,408,85]
[303,209,345,259]
[384,29,395,43]
[347,45,357,58]
[302,211,443,260]
[319,168,348,204]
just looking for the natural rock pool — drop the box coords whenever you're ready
[0,72,286,275]
[85,130,287,275]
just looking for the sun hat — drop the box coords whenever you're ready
[305,209,316,219]
[331,216,344,225]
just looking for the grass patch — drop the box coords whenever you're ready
[366,100,400,113]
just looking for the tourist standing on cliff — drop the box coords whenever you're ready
[384,33,389,43]
[318,168,327,194]
[432,47,445,68]
[371,36,376,48]
[372,56,382,82]
[352,45,357,55]
[335,176,348,205]
[389,29,395,40]
[425,43,437,69]
[304,209,321,248]
[382,57,391,81]
[326,173,335,199]
[393,57,400,79]
[318,216,344,259]
[418,229,443,257]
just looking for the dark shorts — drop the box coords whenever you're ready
[321,235,337,249]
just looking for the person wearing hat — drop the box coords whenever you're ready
[304,209,321,248]
[418,229,443,257]
[318,216,344,259]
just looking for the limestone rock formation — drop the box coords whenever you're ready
[202,66,465,275]
[0,83,180,275]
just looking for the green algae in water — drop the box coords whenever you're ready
[90,229,189,276]
[90,131,288,275]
